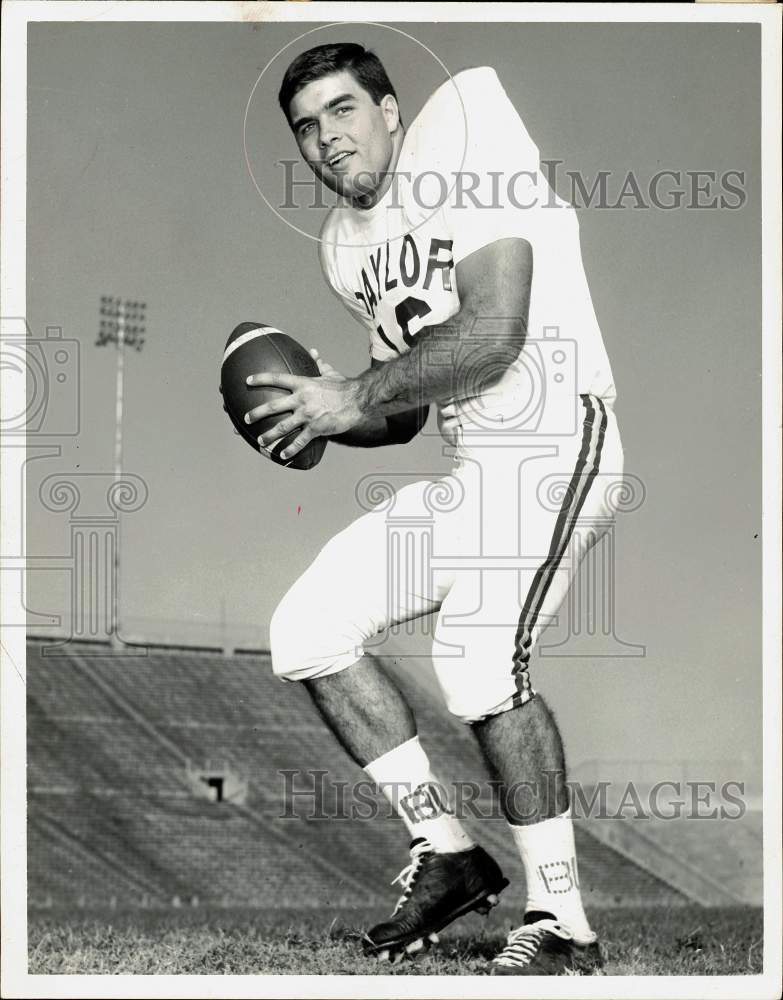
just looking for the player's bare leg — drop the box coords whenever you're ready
[472,693,568,822]
[303,656,416,766]
[301,657,508,960]
[473,695,603,975]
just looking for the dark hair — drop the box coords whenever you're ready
[278,43,398,127]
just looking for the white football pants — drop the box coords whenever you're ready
[270,395,624,723]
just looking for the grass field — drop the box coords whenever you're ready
[28,906,763,976]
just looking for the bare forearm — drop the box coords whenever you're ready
[354,317,524,419]
[352,238,532,419]
[245,239,532,463]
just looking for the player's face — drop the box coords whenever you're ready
[289,70,399,204]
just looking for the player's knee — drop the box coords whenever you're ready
[269,586,363,683]
[433,654,534,724]
[433,669,493,724]
[446,701,490,725]
[269,586,324,681]
[445,690,536,725]
[269,590,298,679]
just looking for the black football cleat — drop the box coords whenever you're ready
[489,913,604,975]
[363,838,509,961]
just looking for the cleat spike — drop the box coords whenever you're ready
[476,892,501,915]
[365,843,508,962]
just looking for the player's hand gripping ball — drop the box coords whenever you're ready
[220,322,327,470]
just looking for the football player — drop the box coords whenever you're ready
[245,43,624,974]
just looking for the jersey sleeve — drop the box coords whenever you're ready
[411,68,554,266]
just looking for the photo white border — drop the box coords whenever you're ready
[1,3,780,999]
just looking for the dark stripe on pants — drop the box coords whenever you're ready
[511,395,608,706]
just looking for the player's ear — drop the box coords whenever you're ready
[380,94,401,135]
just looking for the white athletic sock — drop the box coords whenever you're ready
[508,808,596,944]
[364,736,475,854]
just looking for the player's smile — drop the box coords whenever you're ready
[325,150,354,170]
[289,69,400,206]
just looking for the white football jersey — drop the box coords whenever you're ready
[319,66,617,438]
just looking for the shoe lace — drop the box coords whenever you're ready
[494,919,572,968]
[390,839,432,915]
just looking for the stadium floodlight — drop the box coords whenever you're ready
[95,296,147,648]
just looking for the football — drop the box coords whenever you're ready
[220,322,327,471]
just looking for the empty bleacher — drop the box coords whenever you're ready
[27,638,692,911]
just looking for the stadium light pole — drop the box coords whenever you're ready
[96,296,146,648]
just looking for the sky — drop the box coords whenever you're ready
[23,20,762,774]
